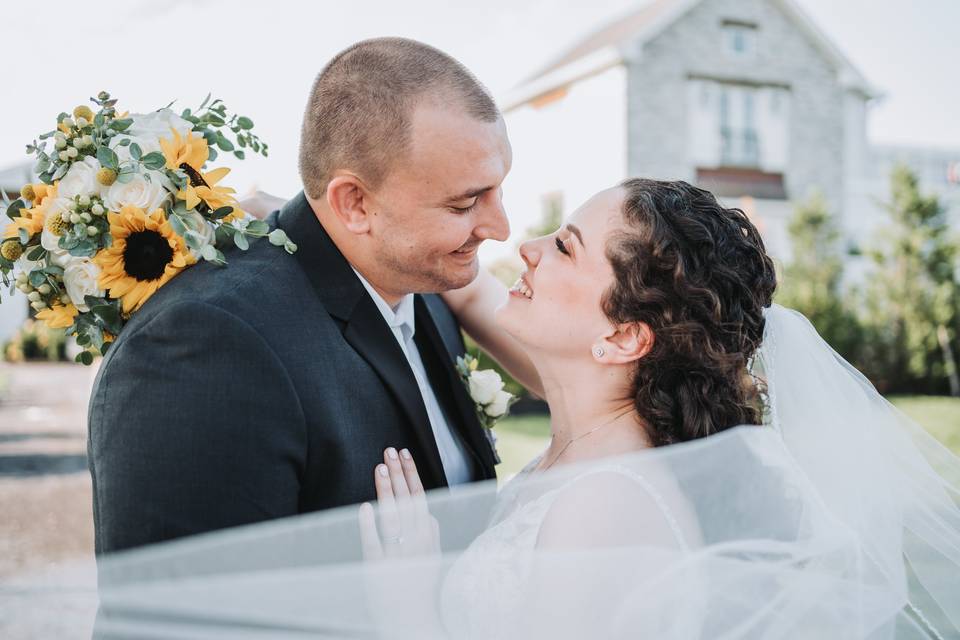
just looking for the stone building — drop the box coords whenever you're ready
[500,0,960,265]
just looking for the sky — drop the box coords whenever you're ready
[1,0,957,208]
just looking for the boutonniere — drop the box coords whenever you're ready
[455,354,517,430]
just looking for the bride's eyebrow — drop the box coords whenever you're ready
[565,224,585,248]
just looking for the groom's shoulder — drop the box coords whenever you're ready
[119,234,310,338]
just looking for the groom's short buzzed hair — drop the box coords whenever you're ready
[299,37,500,199]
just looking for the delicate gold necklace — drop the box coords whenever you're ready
[539,408,638,472]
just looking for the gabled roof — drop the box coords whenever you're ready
[501,0,877,112]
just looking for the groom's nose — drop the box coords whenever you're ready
[473,195,510,243]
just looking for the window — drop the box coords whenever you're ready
[722,21,758,59]
[720,85,760,167]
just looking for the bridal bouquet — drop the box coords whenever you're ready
[0,92,296,364]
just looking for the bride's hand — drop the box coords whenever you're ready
[358,447,440,560]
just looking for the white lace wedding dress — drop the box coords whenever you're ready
[440,450,694,639]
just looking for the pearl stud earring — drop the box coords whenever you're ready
[594,347,605,358]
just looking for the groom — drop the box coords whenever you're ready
[87,38,511,553]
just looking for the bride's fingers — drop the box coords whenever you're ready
[374,464,402,555]
[398,449,425,496]
[399,449,432,524]
[358,502,383,561]
[383,448,410,500]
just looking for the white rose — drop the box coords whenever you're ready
[58,156,104,200]
[127,108,193,141]
[103,171,169,213]
[47,248,73,268]
[109,134,162,166]
[484,390,513,419]
[63,258,103,312]
[41,227,61,252]
[468,369,505,406]
[182,211,217,260]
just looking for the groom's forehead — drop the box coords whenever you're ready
[404,108,511,191]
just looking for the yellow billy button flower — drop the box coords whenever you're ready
[160,128,209,172]
[36,303,79,329]
[177,166,242,221]
[0,240,23,261]
[94,205,196,315]
[20,184,36,202]
[46,212,71,236]
[73,105,94,122]
[96,168,118,186]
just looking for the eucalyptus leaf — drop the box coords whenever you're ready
[233,150,245,160]
[215,133,234,151]
[237,116,254,130]
[97,146,119,170]
[52,163,69,181]
[112,118,133,132]
[141,152,166,170]
[211,206,234,220]
[26,245,46,262]
[246,220,269,235]
[116,171,135,184]
[130,143,142,160]
[18,228,30,245]
[168,214,187,236]
[29,270,46,287]
[7,199,24,220]
[234,232,249,251]
[208,147,218,162]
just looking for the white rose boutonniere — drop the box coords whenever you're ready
[456,354,518,430]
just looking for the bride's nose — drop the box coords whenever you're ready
[519,238,541,270]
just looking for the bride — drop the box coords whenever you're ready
[95,179,960,639]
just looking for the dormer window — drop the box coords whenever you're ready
[723,20,758,59]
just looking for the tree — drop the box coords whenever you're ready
[862,165,960,395]
[775,193,863,363]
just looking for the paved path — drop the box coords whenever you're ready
[0,362,100,639]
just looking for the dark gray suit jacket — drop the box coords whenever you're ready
[87,191,498,554]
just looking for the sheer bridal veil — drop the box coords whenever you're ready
[85,304,960,639]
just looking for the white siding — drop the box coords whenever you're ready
[490,65,628,263]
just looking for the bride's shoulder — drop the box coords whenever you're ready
[535,466,685,550]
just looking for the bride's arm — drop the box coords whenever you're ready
[442,269,544,398]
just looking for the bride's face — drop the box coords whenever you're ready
[495,187,624,357]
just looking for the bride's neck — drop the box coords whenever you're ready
[535,357,647,452]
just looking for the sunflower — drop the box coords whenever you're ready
[36,303,79,329]
[94,205,196,314]
[159,128,209,172]
[176,166,244,222]
[4,205,46,241]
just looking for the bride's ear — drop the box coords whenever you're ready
[592,322,654,365]
[326,173,373,234]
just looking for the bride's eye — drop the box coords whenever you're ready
[555,236,569,255]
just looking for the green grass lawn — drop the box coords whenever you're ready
[494,395,960,479]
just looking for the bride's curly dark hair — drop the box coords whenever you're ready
[603,178,777,446]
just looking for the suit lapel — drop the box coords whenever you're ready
[276,193,448,489]
[416,296,498,480]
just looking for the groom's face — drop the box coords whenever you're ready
[367,101,512,293]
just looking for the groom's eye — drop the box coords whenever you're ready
[449,199,478,214]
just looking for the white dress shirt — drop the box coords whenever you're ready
[352,269,473,486]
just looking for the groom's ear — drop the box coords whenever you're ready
[594,322,654,365]
[326,174,374,234]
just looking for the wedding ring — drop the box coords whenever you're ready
[383,535,403,545]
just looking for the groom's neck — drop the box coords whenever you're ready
[309,197,407,307]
